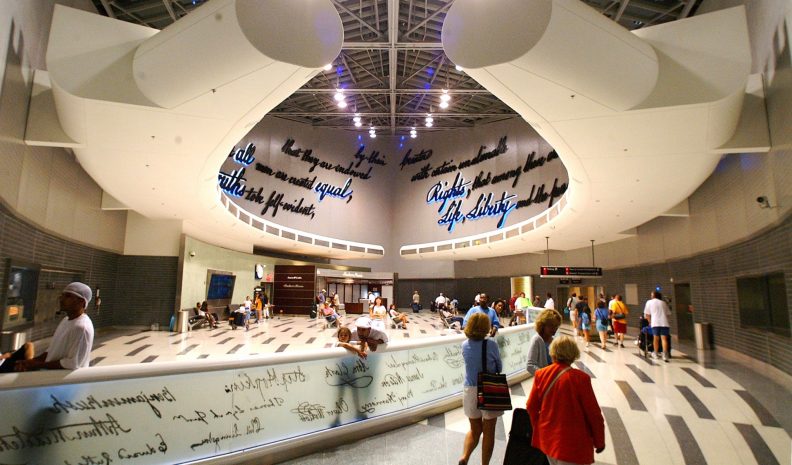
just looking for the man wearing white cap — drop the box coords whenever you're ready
[350,317,388,352]
[13,282,95,371]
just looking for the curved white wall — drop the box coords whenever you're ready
[0,0,127,253]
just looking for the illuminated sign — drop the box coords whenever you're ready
[218,142,257,196]
[314,178,353,202]
[540,267,603,278]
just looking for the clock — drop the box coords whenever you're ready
[254,264,265,280]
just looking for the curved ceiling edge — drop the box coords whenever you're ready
[220,191,385,259]
[435,2,752,260]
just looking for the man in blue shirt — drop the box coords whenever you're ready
[462,293,501,332]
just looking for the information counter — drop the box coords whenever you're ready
[0,324,535,464]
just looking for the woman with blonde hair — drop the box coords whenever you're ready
[526,309,562,375]
[527,336,605,465]
[459,312,503,465]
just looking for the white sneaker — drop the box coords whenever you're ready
[651,352,659,359]
[662,353,669,362]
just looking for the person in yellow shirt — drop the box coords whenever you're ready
[609,294,629,347]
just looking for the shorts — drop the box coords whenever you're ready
[652,326,670,337]
[596,321,608,332]
[580,323,590,331]
[569,310,577,321]
[612,320,627,334]
[463,386,504,420]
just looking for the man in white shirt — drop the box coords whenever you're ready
[11,282,94,371]
[350,317,389,352]
[644,291,672,362]
[435,293,447,311]
[544,292,555,310]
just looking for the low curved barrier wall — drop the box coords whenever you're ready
[0,324,535,464]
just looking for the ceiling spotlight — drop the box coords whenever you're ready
[440,90,451,102]
[333,90,345,102]
[425,121,433,127]
[455,65,463,71]
[410,133,417,138]
[439,101,449,109]
[337,100,347,108]
[323,63,333,71]
[354,121,362,127]
[425,115,434,124]
[353,114,361,123]
[369,132,377,138]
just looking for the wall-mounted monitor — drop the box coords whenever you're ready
[2,261,40,331]
[207,273,236,300]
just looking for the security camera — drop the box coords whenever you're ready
[189,251,196,257]
[756,196,771,208]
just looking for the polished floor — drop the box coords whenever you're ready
[85,313,791,465]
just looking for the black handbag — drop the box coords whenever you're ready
[476,340,512,411]
[503,408,549,465]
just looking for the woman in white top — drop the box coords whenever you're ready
[370,296,388,330]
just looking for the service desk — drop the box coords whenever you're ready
[343,298,387,314]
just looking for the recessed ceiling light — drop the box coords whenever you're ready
[323,63,333,71]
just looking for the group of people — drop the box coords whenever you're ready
[460,306,605,465]
[3,282,676,465]
[564,292,634,352]
[225,292,271,331]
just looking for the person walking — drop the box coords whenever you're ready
[609,294,629,347]
[527,336,605,465]
[644,291,672,362]
[526,309,562,376]
[594,300,610,349]
[458,312,503,465]
[566,292,579,332]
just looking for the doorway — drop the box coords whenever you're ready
[674,283,694,341]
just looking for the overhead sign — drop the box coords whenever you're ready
[540,266,602,278]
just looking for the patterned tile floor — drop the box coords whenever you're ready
[86,314,791,465]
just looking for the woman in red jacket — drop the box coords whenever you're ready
[526,336,605,465]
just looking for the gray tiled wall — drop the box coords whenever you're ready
[0,204,178,342]
[401,216,791,374]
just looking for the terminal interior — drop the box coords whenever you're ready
[0,0,791,464]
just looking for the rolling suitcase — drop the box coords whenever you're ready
[232,312,246,329]
[503,408,548,465]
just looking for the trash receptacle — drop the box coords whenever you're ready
[0,331,26,353]
[694,322,713,350]
[175,310,190,333]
